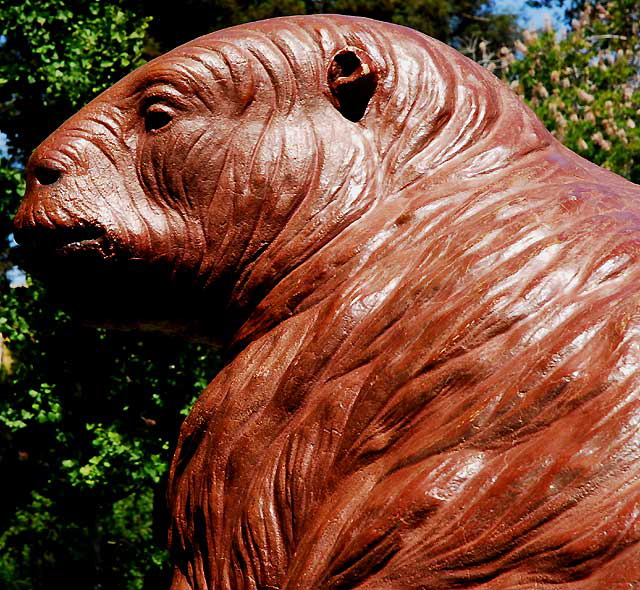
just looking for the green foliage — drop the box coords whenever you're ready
[0,166,25,244]
[0,0,150,158]
[0,277,213,589]
[502,1,640,182]
[528,0,638,39]
[1,1,147,103]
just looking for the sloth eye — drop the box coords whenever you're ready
[144,104,173,132]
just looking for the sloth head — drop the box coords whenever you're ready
[13,15,547,343]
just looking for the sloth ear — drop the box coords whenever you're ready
[327,47,378,122]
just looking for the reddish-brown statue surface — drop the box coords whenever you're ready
[13,15,640,589]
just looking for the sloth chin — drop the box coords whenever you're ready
[13,236,228,346]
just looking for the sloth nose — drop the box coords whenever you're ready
[15,152,68,240]
[33,162,63,186]
[27,146,68,187]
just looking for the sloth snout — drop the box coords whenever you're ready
[14,153,69,244]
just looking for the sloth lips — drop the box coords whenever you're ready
[12,226,215,336]
[12,218,231,341]
[12,224,112,277]
[13,224,156,315]
[13,223,181,296]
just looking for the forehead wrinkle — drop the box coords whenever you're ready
[83,113,124,142]
[61,118,130,173]
[55,139,88,170]
[268,34,309,99]
[174,53,237,108]
[211,30,297,113]
[183,45,236,80]
[130,58,203,97]
[246,46,294,113]
[179,45,260,113]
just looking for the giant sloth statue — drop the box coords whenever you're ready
[13,15,640,590]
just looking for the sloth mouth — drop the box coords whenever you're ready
[13,224,109,270]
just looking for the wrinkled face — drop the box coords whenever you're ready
[13,46,253,337]
[13,34,379,340]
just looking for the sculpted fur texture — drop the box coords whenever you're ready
[14,15,640,590]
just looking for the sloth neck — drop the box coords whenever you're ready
[217,136,633,362]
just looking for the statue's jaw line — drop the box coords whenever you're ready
[14,225,107,263]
